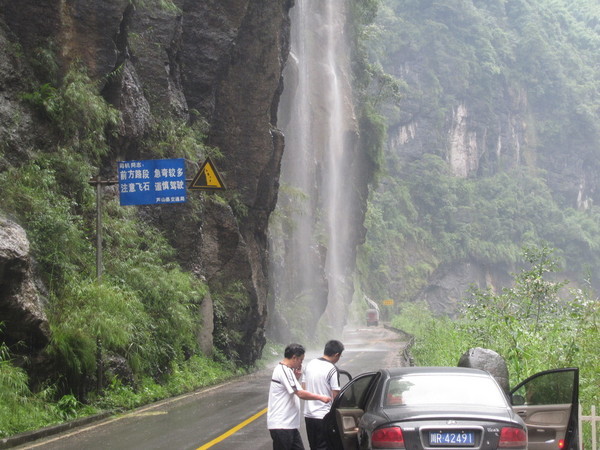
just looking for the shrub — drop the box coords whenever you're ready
[392,246,599,448]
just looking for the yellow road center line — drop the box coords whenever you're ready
[197,407,268,449]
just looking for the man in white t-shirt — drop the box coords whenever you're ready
[268,343,332,450]
[302,340,345,449]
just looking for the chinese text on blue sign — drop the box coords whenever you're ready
[118,159,186,206]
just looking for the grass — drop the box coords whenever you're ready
[0,352,246,439]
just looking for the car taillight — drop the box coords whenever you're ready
[372,426,405,449]
[558,439,565,449]
[499,427,527,448]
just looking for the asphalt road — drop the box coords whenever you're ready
[15,326,408,450]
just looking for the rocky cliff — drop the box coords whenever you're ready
[0,0,293,367]
[360,0,600,315]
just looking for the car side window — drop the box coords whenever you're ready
[338,373,378,409]
[511,369,577,405]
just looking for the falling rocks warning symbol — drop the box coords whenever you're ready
[189,157,226,191]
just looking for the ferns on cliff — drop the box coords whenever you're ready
[0,342,29,403]
[23,65,120,162]
[101,201,207,376]
[1,63,213,403]
[47,278,151,388]
[0,160,95,288]
[0,341,69,438]
[131,0,181,14]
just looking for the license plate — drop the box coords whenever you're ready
[429,431,475,446]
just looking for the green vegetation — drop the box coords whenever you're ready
[362,158,600,289]
[22,65,119,162]
[357,0,600,302]
[0,64,240,437]
[143,114,217,161]
[0,346,242,438]
[130,0,181,14]
[349,0,389,180]
[391,246,599,448]
[0,332,101,436]
[94,354,241,411]
[358,158,600,307]
[368,0,600,158]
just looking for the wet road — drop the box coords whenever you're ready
[17,326,408,450]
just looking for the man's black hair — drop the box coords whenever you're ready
[324,339,344,356]
[284,343,306,359]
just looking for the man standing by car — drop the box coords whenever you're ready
[303,340,345,449]
[268,343,332,450]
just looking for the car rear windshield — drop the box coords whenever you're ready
[384,374,507,407]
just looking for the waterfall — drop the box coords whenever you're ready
[269,0,356,342]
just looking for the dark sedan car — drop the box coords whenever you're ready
[325,366,579,450]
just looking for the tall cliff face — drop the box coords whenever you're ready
[0,0,292,365]
[361,0,600,315]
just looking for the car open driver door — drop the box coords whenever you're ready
[323,372,379,450]
[510,367,579,450]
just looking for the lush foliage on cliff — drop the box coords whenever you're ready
[346,0,393,181]
[357,0,600,304]
[0,65,240,436]
[359,156,600,302]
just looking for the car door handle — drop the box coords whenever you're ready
[516,410,527,417]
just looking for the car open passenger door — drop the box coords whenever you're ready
[510,368,579,450]
[324,372,379,450]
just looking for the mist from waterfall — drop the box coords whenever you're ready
[269,0,354,342]
[323,0,351,330]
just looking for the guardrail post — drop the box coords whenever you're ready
[593,405,597,450]
[580,404,598,450]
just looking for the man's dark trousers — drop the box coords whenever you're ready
[305,417,329,450]
[270,428,305,450]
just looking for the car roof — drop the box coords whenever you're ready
[383,366,492,377]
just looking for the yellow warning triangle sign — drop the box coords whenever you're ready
[189,157,226,190]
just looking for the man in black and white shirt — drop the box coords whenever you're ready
[268,343,331,450]
[302,340,345,450]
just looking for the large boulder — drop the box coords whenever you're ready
[458,347,510,394]
[0,217,50,351]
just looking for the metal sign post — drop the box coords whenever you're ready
[95,176,103,282]
[89,175,120,393]
[88,157,215,392]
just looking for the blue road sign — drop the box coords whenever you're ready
[118,159,186,206]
